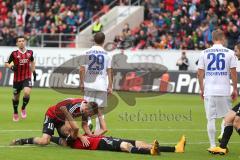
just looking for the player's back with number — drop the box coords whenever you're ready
[84,45,111,91]
[198,43,237,96]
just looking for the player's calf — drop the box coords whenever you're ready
[233,116,240,135]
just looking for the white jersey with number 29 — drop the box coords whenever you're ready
[198,44,237,96]
[82,45,111,91]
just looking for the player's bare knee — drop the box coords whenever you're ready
[233,117,240,130]
[23,87,31,96]
[224,111,236,126]
[39,138,50,145]
[120,142,133,152]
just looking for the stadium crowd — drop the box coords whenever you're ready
[0,0,240,49]
[115,0,240,50]
[0,0,114,46]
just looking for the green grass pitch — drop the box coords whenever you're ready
[0,87,239,160]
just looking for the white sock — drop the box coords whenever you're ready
[88,117,92,125]
[220,119,225,137]
[95,115,104,131]
[207,118,216,148]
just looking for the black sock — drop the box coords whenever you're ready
[130,147,150,154]
[50,136,61,145]
[12,99,19,114]
[159,146,175,152]
[220,126,233,149]
[237,128,240,135]
[21,138,34,144]
[22,96,30,110]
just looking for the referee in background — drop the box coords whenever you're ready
[5,36,37,122]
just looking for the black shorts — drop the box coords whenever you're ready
[97,137,136,152]
[13,78,32,95]
[42,116,65,137]
[232,103,240,116]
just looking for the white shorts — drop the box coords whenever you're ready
[204,96,231,120]
[84,90,107,108]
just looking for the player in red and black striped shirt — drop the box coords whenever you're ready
[11,98,99,147]
[4,36,37,122]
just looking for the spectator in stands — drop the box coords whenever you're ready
[13,1,27,28]
[135,30,148,49]
[122,23,130,35]
[227,25,240,49]
[92,18,103,34]
[77,11,86,31]
[176,51,189,71]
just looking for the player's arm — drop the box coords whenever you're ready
[30,53,37,81]
[81,120,92,135]
[79,66,85,92]
[197,69,204,91]
[230,67,238,101]
[95,113,108,135]
[60,106,80,139]
[197,69,204,100]
[107,68,113,94]
[4,53,16,71]
[64,117,90,147]
[197,53,205,100]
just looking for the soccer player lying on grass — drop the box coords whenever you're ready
[208,102,240,155]
[49,124,186,156]
[11,98,100,146]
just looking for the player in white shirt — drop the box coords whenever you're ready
[197,29,238,152]
[207,43,240,155]
[80,32,113,135]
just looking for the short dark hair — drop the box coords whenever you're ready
[16,36,26,42]
[88,102,98,115]
[94,32,105,45]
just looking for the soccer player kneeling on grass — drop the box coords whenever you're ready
[208,102,240,155]
[50,124,186,156]
[11,98,98,146]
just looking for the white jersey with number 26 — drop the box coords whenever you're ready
[198,44,237,96]
[82,45,111,91]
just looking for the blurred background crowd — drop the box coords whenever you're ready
[0,0,239,50]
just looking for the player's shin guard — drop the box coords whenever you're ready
[21,138,34,144]
[12,99,19,114]
[22,96,30,110]
[220,125,233,149]
[130,147,150,154]
[160,146,175,152]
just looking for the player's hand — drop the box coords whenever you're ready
[79,136,90,147]
[200,89,204,100]
[231,89,238,101]
[10,65,16,71]
[33,71,37,82]
[80,83,84,92]
[59,106,68,112]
